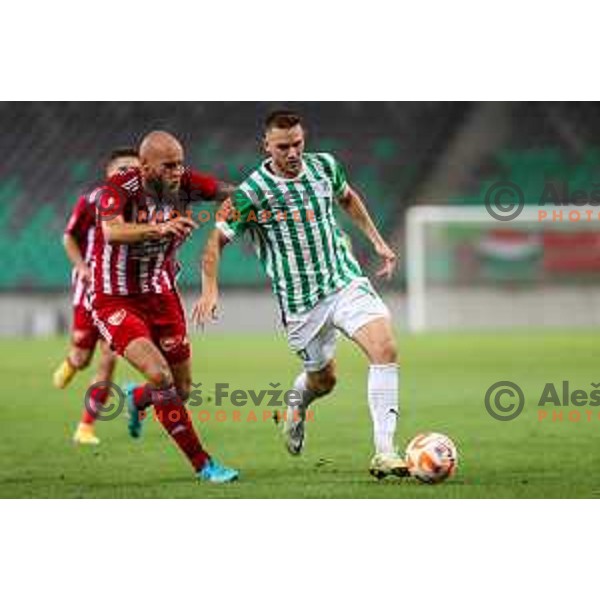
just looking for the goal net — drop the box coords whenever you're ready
[406,205,600,332]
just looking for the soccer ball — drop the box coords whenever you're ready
[405,432,458,484]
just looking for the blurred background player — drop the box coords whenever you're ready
[53,147,140,445]
[194,110,406,480]
[90,130,239,483]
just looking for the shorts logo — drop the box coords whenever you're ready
[107,309,126,327]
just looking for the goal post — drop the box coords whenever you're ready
[406,205,600,332]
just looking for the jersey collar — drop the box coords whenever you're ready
[261,158,307,183]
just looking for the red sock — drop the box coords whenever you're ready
[81,386,109,424]
[132,385,152,410]
[153,388,210,472]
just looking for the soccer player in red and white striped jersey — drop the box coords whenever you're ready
[90,130,238,483]
[53,148,141,445]
[89,167,217,295]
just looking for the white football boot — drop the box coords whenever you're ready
[284,403,307,456]
[369,453,410,480]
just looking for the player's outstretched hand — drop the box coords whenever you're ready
[191,292,219,327]
[374,241,397,280]
[159,217,198,240]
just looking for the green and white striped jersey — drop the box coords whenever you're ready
[217,152,363,317]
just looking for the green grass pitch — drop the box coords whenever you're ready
[1,331,599,498]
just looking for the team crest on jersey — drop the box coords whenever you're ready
[315,180,331,197]
[107,309,127,327]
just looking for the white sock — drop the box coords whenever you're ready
[368,364,399,455]
[293,372,320,410]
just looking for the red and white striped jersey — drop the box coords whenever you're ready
[90,167,218,296]
[65,194,96,306]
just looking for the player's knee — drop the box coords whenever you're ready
[310,368,337,396]
[375,338,398,364]
[146,365,174,390]
[70,348,92,370]
[321,371,337,395]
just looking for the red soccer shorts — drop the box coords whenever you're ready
[91,291,190,365]
[72,302,101,351]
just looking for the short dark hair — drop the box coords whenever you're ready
[108,147,138,162]
[265,110,302,132]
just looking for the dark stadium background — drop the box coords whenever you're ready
[1,101,599,337]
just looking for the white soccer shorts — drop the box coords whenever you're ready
[285,277,391,372]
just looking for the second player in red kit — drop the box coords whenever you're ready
[53,148,140,445]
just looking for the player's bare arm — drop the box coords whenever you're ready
[192,228,230,325]
[338,185,397,280]
[62,233,91,284]
[102,214,197,244]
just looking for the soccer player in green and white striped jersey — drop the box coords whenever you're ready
[193,110,407,480]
